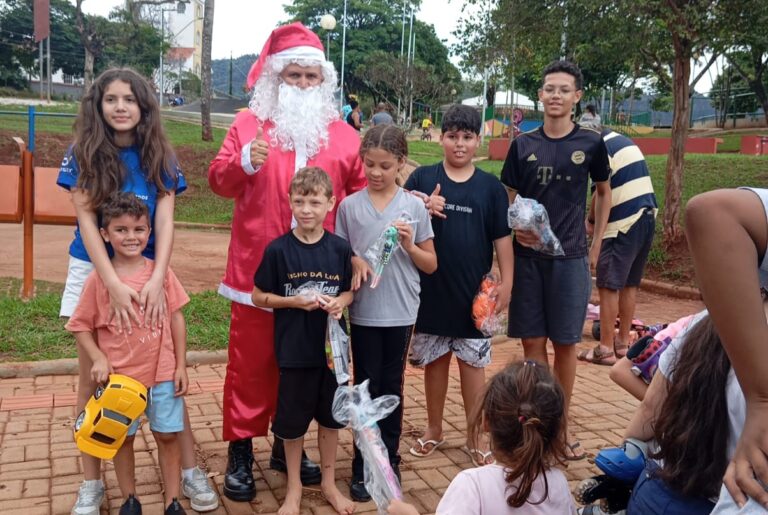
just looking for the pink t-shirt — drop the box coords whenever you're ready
[66,259,190,387]
[436,464,576,515]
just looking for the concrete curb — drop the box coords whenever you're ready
[0,350,228,379]
[174,221,231,231]
[639,278,701,300]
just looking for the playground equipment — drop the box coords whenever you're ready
[1,106,76,299]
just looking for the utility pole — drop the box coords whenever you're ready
[229,52,233,96]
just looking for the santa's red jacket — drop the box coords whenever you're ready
[208,109,365,440]
[209,109,366,304]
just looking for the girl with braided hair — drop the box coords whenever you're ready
[388,360,576,514]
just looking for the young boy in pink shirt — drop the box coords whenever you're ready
[66,192,190,515]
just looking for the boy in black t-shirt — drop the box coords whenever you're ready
[251,167,355,515]
[404,105,513,466]
[500,60,611,460]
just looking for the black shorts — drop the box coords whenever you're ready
[271,366,344,440]
[507,255,591,344]
[596,209,655,290]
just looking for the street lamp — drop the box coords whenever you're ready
[339,0,348,111]
[159,1,188,107]
[319,14,336,61]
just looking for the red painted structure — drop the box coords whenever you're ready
[740,135,768,156]
[488,138,512,160]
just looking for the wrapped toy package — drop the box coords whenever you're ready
[364,215,417,289]
[333,380,402,513]
[296,282,351,384]
[326,316,350,384]
[472,273,501,336]
[507,196,564,256]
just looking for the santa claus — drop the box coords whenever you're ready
[208,23,366,501]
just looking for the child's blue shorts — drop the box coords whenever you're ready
[128,380,184,435]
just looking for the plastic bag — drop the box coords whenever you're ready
[326,315,350,385]
[295,283,349,383]
[364,215,417,289]
[472,273,501,336]
[333,380,402,513]
[507,196,564,256]
[295,281,323,300]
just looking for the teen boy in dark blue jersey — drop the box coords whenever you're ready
[500,60,611,460]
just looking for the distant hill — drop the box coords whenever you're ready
[211,54,257,98]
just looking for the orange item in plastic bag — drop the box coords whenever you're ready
[472,273,500,336]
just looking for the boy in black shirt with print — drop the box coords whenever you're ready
[252,167,355,515]
[405,105,514,466]
[500,60,611,460]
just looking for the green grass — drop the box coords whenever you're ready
[0,278,230,362]
[0,103,227,149]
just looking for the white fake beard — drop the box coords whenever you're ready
[270,83,334,159]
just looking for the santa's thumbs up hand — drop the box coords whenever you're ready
[250,126,270,167]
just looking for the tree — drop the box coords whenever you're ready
[0,0,84,87]
[283,0,459,106]
[709,62,761,123]
[75,0,109,89]
[200,0,214,141]
[626,0,721,244]
[359,51,452,112]
[453,0,645,111]
[717,0,768,125]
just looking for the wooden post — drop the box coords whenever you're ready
[14,137,34,300]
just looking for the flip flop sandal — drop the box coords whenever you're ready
[566,441,588,461]
[461,445,496,467]
[577,345,616,366]
[409,438,445,457]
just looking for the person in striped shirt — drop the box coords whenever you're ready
[580,129,657,365]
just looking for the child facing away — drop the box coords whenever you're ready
[251,167,356,515]
[66,193,191,515]
[388,361,577,514]
[57,68,217,514]
[335,124,437,502]
[404,104,513,466]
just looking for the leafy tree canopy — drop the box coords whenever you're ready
[284,0,460,106]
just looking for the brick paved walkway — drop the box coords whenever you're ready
[0,291,703,514]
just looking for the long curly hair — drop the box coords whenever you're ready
[73,67,177,211]
[653,314,731,499]
[468,360,567,508]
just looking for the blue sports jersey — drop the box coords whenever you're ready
[56,146,187,262]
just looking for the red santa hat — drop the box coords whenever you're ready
[246,22,326,89]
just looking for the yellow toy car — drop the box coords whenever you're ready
[73,374,147,459]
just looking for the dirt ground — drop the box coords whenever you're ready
[0,224,228,293]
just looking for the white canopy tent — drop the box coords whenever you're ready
[461,90,535,109]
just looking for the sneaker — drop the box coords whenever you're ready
[164,498,187,515]
[71,480,104,515]
[119,494,142,515]
[181,467,220,512]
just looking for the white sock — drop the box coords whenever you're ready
[182,467,195,481]
[84,479,103,489]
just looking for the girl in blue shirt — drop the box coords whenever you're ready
[57,68,217,515]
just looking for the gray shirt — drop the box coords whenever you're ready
[371,111,394,126]
[335,187,434,326]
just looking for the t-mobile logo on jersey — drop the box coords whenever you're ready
[537,166,553,185]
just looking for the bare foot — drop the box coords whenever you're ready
[322,482,356,514]
[278,486,302,515]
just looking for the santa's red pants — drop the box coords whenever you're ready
[222,303,278,441]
